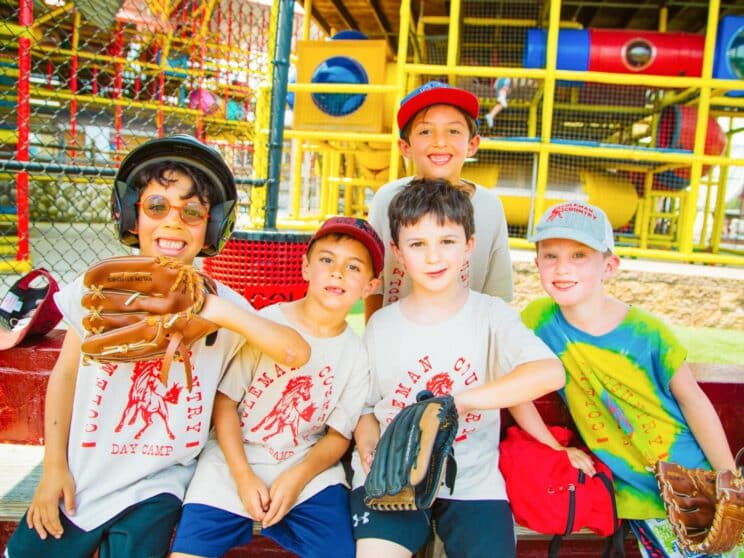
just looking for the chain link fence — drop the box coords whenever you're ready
[0,0,294,290]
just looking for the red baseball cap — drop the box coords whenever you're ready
[397,81,480,133]
[309,217,385,276]
[0,269,63,350]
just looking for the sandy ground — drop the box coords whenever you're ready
[510,251,744,330]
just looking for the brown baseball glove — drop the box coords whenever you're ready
[80,256,218,391]
[655,459,744,554]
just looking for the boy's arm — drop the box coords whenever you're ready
[262,427,350,528]
[455,358,564,415]
[27,329,81,540]
[508,402,596,476]
[354,413,381,474]
[670,363,737,470]
[201,294,311,368]
[213,392,270,521]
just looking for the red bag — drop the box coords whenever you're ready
[499,425,622,538]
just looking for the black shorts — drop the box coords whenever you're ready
[6,492,181,558]
[349,487,516,558]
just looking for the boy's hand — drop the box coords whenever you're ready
[262,467,306,528]
[236,470,270,523]
[564,447,597,477]
[354,414,381,475]
[27,465,76,540]
[357,443,376,475]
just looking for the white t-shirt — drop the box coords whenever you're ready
[351,291,555,501]
[54,275,251,531]
[184,303,370,518]
[369,177,514,304]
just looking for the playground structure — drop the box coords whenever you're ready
[280,1,744,264]
[0,0,743,290]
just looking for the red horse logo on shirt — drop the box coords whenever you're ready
[250,375,316,445]
[426,373,454,397]
[115,360,183,440]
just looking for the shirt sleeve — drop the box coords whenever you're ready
[368,188,387,294]
[361,316,383,414]
[487,299,557,380]
[326,337,371,439]
[649,313,688,395]
[53,274,86,338]
[218,343,260,402]
[480,190,514,302]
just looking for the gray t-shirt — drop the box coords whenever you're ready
[351,291,555,501]
[368,176,514,304]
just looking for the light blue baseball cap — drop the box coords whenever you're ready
[530,201,615,252]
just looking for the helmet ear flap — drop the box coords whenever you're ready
[201,199,236,257]
[112,179,141,248]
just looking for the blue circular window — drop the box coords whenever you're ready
[310,56,369,117]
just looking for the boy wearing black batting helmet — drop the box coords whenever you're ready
[5,135,310,558]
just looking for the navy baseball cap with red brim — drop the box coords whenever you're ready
[0,269,62,350]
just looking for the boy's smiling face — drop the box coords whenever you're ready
[535,238,619,308]
[391,213,474,296]
[134,169,209,264]
[399,104,480,185]
[303,235,380,312]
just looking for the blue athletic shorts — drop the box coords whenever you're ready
[349,487,516,557]
[171,484,354,558]
[4,492,181,558]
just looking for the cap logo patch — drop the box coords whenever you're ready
[546,202,597,222]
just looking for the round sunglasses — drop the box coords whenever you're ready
[137,195,209,225]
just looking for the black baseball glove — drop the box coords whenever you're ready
[364,390,459,511]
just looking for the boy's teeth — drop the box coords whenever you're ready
[158,239,185,249]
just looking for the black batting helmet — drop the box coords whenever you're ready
[112,134,237,257]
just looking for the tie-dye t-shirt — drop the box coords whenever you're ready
[522,298,709,519]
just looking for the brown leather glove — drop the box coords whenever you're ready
[80,256,218,391]
[655,459,744,554]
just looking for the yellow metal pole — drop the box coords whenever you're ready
[290,140,304,219]
[678,0,720,256]
[343,153,354,216]
[698,172,714,250]
[302,0,312,41]
[446,0,462,85]
[390,0,412,180]
[532,0,562,228]
[710,122,734,253]
[638,172,654,250]
[658,5,668,32]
